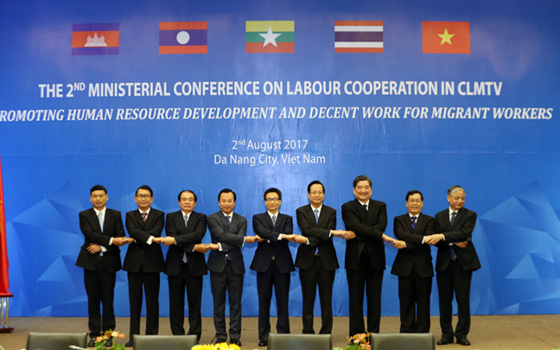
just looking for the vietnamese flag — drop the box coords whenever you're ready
[422,21,470,54]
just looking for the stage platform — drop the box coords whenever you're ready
[1,315,559,350]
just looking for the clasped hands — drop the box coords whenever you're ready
[87,237,133,254]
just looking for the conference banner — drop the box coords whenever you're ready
[0,0,559,318]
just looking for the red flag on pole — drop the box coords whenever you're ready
[0,156,10,296]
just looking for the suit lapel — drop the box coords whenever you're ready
[132,210,144,229]
[451,208,464,230]
[265,212,274,229]
[225,213,233,232]
[307,206,319,227]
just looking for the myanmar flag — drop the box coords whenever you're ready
[422,21,470,54]
[246,21,294,53]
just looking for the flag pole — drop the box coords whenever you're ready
[0,155,14,333]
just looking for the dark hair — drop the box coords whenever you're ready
[307,180,325,193]
[218,188,236,202]
[136,185,153,197]
[353,175,372,188]
[90,185,107,194]
[178,190,197,202]
[447,185,464,196]
[264,187,282,200]
[406,190,424,201]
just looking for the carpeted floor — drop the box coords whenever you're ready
[2,315,560,350]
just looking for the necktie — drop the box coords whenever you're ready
[226,215,231,226]
[98,212,104,232]
[314,209,319,224]
[449,212,457,260]
[272,215,277,227]
[142,212,147,223]
[363,204,368,211]
[411,216,416,229]
[183,215,188,263]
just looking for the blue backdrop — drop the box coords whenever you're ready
[1,0,559,318]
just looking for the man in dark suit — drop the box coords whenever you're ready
[160,190,209,342]
[290,180,345,334]
[390,190,435,333]
[207,188,259,346]
[250,188,295,346]
[339,175,394,336]
[122,185,165,347]
[76,185,131,347]
[426,185,481,346]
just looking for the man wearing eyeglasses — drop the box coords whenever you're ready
[250,188,295,346]
[122,185,165,347]
[290,180,346,334]
[158,190,209,342]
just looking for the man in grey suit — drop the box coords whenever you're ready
[207,189,259,346]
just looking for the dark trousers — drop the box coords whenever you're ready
[346,253,383,336]
[168,263,203,341]
[128,269,160,340]
[210,263,244,341]
[299,255,335,334]
[398,266,432,333]
[437,260,473,341]
[257,260,291,340]
[84,260,116,338]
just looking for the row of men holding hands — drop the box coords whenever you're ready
[77,175,480,348]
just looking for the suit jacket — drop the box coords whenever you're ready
[207,211,247,274]
[76,208,125,273]
[164,210,208,277]
[122,208,165,273]
[434,207,481,272]
[294,204,339,271]
[250,212,295,274]
[341,198,388,271]
[390,213,435,278]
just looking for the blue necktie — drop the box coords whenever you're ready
[450,212,457,260]
[226,215,231,226]
[314,209,319,224]
[411,216,416,229]
[98,211,104,256]
[98,211,104,232]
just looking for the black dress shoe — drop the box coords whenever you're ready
[258,338,268,346]
[87,338,96,347]
[104,339,113,347]
[125,340,134,347]
[216,339,227,344]
[437,338,451,345]
[457,338,471,346]
[230,339,242,346]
